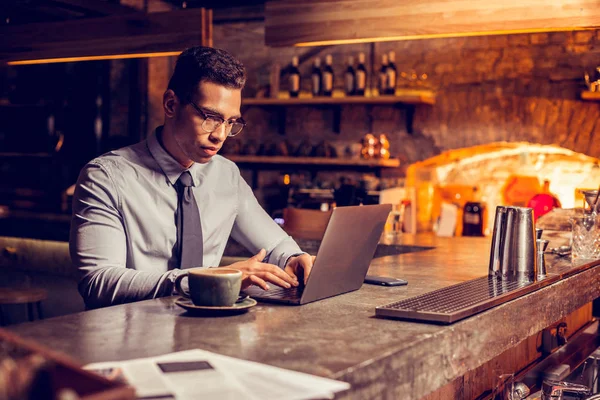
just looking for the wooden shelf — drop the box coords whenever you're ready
[0,152,53,158]
[226,155,400,189]
[242,90,434,134]
[0,103,47,108]
[225,155,400,168]
[294,188,381,197]
[0,208,71,223]
[581,91,600,101]
[243,90,436,106]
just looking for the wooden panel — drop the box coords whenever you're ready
[213,5,265,23]
[283,207,333,240]
[205,8,214,48]
[49,0,138,15]
[265,0,600,47]
[225,155,401,167]
[422,302,594,400]
[0,8,212,64]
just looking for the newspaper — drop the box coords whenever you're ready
[85,349,350,400]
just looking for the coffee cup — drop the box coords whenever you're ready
[174,268,242,307]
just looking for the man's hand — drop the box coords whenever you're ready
[227,249,299,290]
[284,253,316,286]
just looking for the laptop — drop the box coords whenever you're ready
[243,204,392,305]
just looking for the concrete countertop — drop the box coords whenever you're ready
[7,233,600,399]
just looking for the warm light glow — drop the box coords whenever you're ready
[408,142,600,234]
[283,174,290,185]
[294,27,596,47]
[7,51,182,65]
[434,144,599,209]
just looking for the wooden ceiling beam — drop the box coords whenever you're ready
[265,0,600,47]
[0,8,212,64]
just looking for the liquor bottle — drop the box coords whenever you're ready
[378,54,389,96]
[462,187,485,236]
[344,56,355,96]
[322,54,334,97]
[288,56,300,98]
[377,134,391,159]
[355,53,367,96]
[311,58,322,97]
[386,51,397,95]
[527,179,562,222]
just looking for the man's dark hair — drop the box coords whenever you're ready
[168,46,246,104]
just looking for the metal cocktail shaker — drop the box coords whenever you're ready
[489,206,537,282]
[489,206,507,279]
[511,207,537,282]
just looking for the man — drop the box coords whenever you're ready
[70,47,314,309]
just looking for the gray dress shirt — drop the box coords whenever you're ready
[70,128,303,309]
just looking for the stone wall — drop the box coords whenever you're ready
[103,20,600,209]
[212,22,600,163]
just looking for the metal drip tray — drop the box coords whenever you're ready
[376,276,543,324]
[376,256,600,324]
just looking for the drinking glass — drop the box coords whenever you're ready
[582,189,600,214]
[571,214,600,260]
[385,206,404,239]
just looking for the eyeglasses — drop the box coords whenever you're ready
[189,101,246,137]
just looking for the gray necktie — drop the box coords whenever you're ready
[175,171,203,269]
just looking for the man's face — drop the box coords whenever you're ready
[173,81,242,164]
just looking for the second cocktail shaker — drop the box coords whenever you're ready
[488,206,537,282]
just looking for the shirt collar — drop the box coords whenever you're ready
[147,126,204,187]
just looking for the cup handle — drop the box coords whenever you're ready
[174,271,190,297]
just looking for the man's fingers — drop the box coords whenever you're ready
[284,264,298,281]
[259,263,298,286]
[298,256,316,285]
[262,272,293,289]
[302,261,313,285]
[248,275,269,291]
[252,248,267,262]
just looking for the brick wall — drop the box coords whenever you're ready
[212,22,600,163]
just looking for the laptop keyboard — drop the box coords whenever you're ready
[255,285,304,300]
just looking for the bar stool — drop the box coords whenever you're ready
[0,287,47,325]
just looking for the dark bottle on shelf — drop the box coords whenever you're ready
[322,54,334,97]
[344,56,355,96]
[386,51,397,95]
[462,187,485,237]
[311,58,322,97]
[355,52,367,96]
[378,54,389,96]
[289,56,300,98]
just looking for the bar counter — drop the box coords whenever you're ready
[7,233,600,399]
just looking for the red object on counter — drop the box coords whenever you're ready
[527,180,561,221]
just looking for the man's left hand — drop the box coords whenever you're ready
[284,254,315,285]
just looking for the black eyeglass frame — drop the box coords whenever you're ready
[189,101,246,137]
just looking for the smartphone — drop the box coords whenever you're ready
[364,275,408,287]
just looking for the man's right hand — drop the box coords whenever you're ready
[226,249,299,291]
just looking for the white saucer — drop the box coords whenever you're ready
[175,297,257,313]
